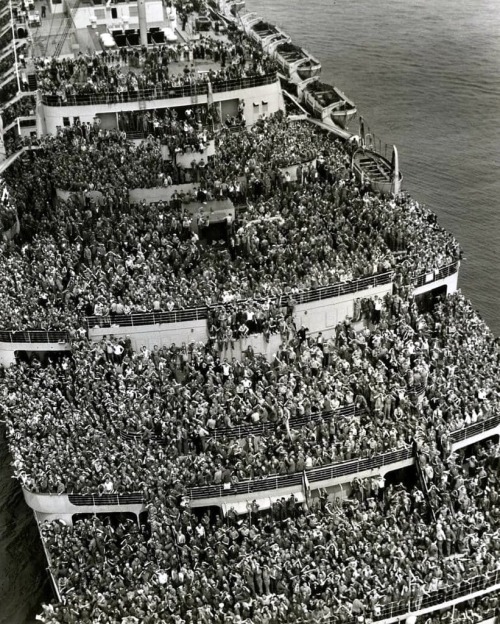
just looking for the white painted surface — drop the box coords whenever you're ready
[88,319,209,351]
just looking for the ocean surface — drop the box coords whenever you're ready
[2,0,500,621]
[248,0,500,335]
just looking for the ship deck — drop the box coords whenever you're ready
[22,2,231,69]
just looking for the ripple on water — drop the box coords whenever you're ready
[248,0,500,333]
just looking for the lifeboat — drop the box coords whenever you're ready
[244,17,289,49]
[269,40,321,82]
[352,145,403,196]
[299,78,357,129]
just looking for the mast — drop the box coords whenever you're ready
[391,145,400,196]
[137,0,148,46]
[359,116,365,147]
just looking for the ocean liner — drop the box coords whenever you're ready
[1,0,499,623]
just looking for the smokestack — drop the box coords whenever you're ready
[137,0,148,46]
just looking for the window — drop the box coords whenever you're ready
[94,8,105,19]
[111,7,117,19]
[129,5,138,16]
[62,117,70,127]
[262,100,268,113]
[73,116,80,125]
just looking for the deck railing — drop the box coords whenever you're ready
[280,271,393,305]
[188,446,412,500]
[41,73,278,107]
[208,404,358,440]
[339,568,500,623]
[54,262,460,333]
[85,271,393,330]
[412,260,459,289]
[448,412,500,445]
[122,383,423,443]
[306,446,412,485]
[67,492,144,506]
[85,306,208,330]
[0,330,69,343]
[185,414,498,501]
[26,412,500,504]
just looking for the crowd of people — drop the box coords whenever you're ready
[1,93,36,127]
[4,292,500,494]
[0,113,461,332]
[34,27,278,103]
[1,13,497,619]
[117,105,216,154]
[35,436,500,623]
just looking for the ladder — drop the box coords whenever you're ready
[53,0,81,58]
[52,15,72,57]
[27,73,37,91]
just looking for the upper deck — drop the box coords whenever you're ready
[0,0,283,135]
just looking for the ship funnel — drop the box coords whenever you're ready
[391,145,400,196]
[137,0,148,46]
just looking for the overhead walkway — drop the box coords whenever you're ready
[0,144,40,174]
[0,41,26,63]
[0,89,35,112]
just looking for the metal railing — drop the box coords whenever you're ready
[353,568,500,623]
[305,446,412,484]
[34,514,63,603]
[85,272,393,330]
[188,446,412,500]
[0,330,70,343]
[30,414,500,504]
[186,415,500,501]
[282,271,392,305]
[118,405,360,444]
[85,306,208,329]
[449,413,500,445]
[41,73,278,108]
[208,404,358,440]
[412,260,460,289]
[189,472,303,500]
[187,415,500,501]
[67,493,144,506]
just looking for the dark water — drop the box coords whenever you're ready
[248,0,500,335]
[0,428,51,624]
[2,1,500,620]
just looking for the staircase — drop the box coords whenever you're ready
[52,15,72,58]
[27,74,37,91]
[53,0,81,59]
